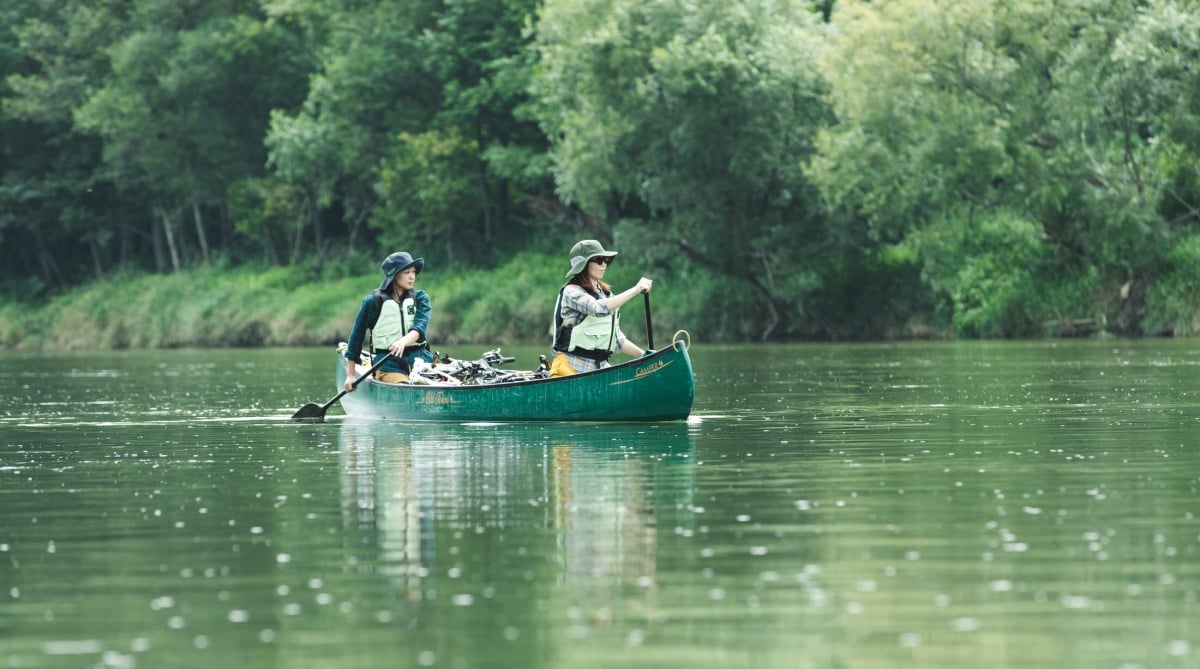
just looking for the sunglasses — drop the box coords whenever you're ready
[590,256,613,265]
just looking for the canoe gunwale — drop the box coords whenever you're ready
[364,337,686,391]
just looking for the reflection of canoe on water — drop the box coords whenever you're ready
[336,337,696,422]
[338,417,697,451]
[335,414,697,604]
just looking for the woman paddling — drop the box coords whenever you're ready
[343,251,434,391]
[549,239,653,377]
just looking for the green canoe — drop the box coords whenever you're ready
[334,338,696,422]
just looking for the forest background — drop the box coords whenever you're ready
[4,0,1200,350]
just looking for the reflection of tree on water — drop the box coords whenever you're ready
[337,420,696,629]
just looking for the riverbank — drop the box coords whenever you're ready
[0,251,673,350]
[14,250,1188,350]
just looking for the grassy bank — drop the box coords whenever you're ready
[25,244,1200,350]
[0,250,678,350]
[8,252,1200,349]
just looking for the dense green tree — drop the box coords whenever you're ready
[810,0,1200,335]
[2,0,311,289]
[74,0,312,271]
[1112,1,1200,333]
[1,1,137,289]
[396,0,551,263]
[531,0,841,340]
[266,0,550,268]
[265,0,434,264]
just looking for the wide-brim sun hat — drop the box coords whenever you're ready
[379,251,425,291]
[565,239,617,278]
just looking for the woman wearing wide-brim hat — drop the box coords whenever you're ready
[343,251,434,390]
[549,239,654,377]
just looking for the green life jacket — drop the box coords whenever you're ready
[371,291,423,352]
[553,285,619,360]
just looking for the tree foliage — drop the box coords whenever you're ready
[532,0,842,339]
[5,0,1200,341]
[811,0,1200,335]
[265,0,551,268]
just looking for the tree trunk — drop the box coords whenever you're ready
[480,165,494,243]
[313,202,323,258]
[675,236,781,340]
[151,207,166,272]
[346,208,358,259]
[192,201,210,265]
[33,231,63,288]
[158,206,182,273]
[219,201,233,251]
[289,210,305,265]
[263,223,280,266]
[345,202,374,259]
[119,220,130,267]
[89,238,104,281]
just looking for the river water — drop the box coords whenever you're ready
[1,340,1198,669]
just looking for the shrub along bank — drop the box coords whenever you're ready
[7,238,1200,351]
[0,251,678,351]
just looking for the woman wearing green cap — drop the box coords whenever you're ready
[550,239,654,377]
[343,251,434,390]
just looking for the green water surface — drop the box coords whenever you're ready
[1,340,1197,668]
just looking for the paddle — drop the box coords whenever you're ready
[291,352,392,422]
[643,289,655,351]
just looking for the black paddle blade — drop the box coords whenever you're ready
[290,402,327,422]
[292,354,380,422]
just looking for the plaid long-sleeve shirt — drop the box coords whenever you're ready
[555,283,628,373]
